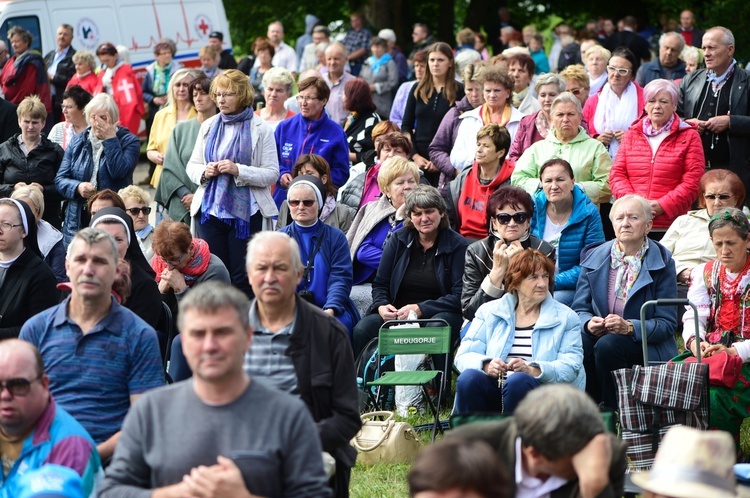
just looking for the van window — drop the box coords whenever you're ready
[1,16,42,54]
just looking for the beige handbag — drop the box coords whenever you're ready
[351,411,421,464]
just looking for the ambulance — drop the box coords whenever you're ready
[0,0,232,74]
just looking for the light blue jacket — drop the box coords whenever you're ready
[455,292,585,389]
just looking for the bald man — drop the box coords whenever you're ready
[0,340,101,496]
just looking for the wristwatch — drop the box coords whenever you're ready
[627,322,635,336]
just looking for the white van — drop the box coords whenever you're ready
[0,0,232,74]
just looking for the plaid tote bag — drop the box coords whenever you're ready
[612,361,709,472]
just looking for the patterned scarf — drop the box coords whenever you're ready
[152,238,212,286]
[708,59,737,95]
[201,107,254,238]
[610,238,649,301]
[642,114,675,137]
[512,87,529,109]
[344,112,358,131]
[320,195,337,222]
[535,110,551,138]
[153,63,170,96]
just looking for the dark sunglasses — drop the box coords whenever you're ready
[704,194,732,201]
[126,207,152,216]
[0,375,42,397]
[288,199,316,207]
[494,212,529,225]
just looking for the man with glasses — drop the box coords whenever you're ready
[99,281,332,497]
[0,339,102,496]
[273,76,349,207]
[678,26,750,202]
[20,228,164,463]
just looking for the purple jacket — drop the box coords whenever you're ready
[428,95,475,194]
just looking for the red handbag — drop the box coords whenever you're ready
[684,351,743,388]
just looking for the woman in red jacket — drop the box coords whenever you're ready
[609,79,705,238]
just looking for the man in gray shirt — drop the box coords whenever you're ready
[99,281,331,498]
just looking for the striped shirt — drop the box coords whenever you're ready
[243,300,298,394]
[508,324,534,361]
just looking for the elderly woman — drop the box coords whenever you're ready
[512,92,612,206]
[277,154,354,232]
[67,51,100,95]
[155,76,217,225]
[507,73,567,163]
[454,249,584,414]
[451,66,523,172]
[255,67,295,130]
[279,175,359,333]
[681,46,704,74]
[0,27,51,111]
[506,53,539,115]
[584,45,611,96]
[0,96,64,228]
[402,42,465,186]
[352,185,468,369]
[249,37,274,106]
[55,93,140,246]
[360,36,400,118]
[11,185,66,282]
[146,68,200,188]
[559,64,591,109]
[95,42,145,135]
[118,185,154,260]
[462,186,555,321]
[344,78,382,164]
[49,85,92,150]
[186,69,279,298]
[447,124,513,240]
[662,169,744,298]
[142,38,183,119]
[609,79,704,235]
[572,194,678,410]
[682,207,750,445]
[0,198,58,338]
[583,48,645,159]
[531,159,605,306]
[429,62,485,195]
[347,156,419,285]
[150,219,230,302]
[90,207,161,328]
[199,45,222,80]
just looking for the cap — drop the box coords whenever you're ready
[208,31,223,41]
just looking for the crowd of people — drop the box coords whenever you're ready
[1,9,750,498]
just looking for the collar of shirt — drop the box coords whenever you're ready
[515,437,569,498]
[249,298,296,336]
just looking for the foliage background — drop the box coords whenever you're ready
[223,0,747,61]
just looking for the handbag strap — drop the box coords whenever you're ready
[352,411,397,452]
[360,411,395,422]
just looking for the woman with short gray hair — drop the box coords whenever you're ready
[256,67,296,130]
[55,93,141,246]
[507,73,567,162]
[572,194,678,409]
[68,51,99,95]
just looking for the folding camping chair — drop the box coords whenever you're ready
[613,298,709,475]
[367,319,451,442]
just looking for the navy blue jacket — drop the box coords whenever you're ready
[371,226,468,317]
[55,127,140,246]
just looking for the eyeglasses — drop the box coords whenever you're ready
[288,199,316,208]
[126,207,152,216]
[0,375,42,397]
[704,193,733,201]
[606,65,631,76]
[211,92,237,99]
[494,212,529,225]
[296,95,320,102]
[166,252,187,267]
[0,222,22,232]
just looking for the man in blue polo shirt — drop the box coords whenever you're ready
[20,228,164,462]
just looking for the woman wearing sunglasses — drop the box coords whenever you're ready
[119,185,155,261]
[661,169,745,297]
[531,158,605,306]
[582,47,645,160]
[462,186,555,322]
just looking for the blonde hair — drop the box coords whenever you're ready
[118,185,151,205]
[17,95,47,120]
[377,156,420,192]
[210,69,255,108]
